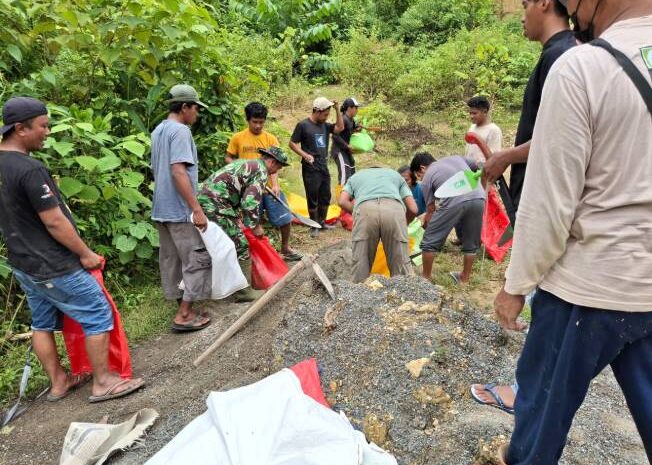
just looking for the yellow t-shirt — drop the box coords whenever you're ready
[227,129,280,160]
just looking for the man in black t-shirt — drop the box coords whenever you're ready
[483,0,577,209]
[289,97,344,237]
[0,97,143,403]
[331,97,362,189]
[470,0,576,422]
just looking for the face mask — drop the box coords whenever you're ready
[569,0,603,43]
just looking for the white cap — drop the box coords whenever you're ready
[313,97,334,111]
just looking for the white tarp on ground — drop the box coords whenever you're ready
[146,368,397,465]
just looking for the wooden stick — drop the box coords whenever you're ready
[193,255,314,367]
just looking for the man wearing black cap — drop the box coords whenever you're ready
[332,97,362,193]
[0,97,144,403]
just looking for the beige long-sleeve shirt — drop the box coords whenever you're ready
[505,16,652,312]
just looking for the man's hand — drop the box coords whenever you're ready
[421,212,432,228]
[252,224,265,237]
[494,287,527,331]
[303,153,315,164]
[483,151,510,184]
[80,251,103,270]
[192,208,208,232]
[225,155,234,164]
[331,100,338,109]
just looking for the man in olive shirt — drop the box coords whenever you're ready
[339,167,417,283]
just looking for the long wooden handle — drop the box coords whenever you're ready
[193,256,314,367]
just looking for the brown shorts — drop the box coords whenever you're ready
[155,222,212,302]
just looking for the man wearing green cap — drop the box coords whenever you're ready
[151,84,212,332]
[198,146,290,302]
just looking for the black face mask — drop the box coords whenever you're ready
[569,0,604,43]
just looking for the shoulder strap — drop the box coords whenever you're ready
[590,38,652,116]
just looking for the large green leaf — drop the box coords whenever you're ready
[7,44,22,63]
[121,140,146,158]
[51,141,75,157]
[58,177,84,197]
[50,124,72,134]
[129,222,149,239]
[75,122,95,132]
[75,156,99,171]
[135,241,154,259]
[0,256,11,278]
[115,234,138,252]
[77,185,101,202]
[121,171,144,188]
[118,251,135,264]
[96,156,121,172]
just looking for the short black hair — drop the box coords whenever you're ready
[410,152,436,173]
[169,101,198,113]
[553,0,569,18]
[398,165,416,185]
[245,102,268,121]
[467,96,490,112]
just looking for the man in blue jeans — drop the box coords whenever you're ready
[494,1,652,463]
[0,97,143,403]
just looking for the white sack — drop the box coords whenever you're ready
[198,220,247,299]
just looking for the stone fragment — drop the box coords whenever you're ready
[406,358,430,378]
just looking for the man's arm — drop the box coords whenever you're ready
[421,200,436,227]
[289,140,314,164]
[332,102,344,134]
[240,179,265,236]
[483,142,531,183]
[403,196,418,224]
[338,190,354,214]
[38,207,102,269]
[171,163,207,231]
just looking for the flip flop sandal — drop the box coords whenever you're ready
[88,378,145,404]
[282,250,303,262]
[470,383,515,415]
[171,314,211,333]
[46,373,92,402]
[449,271,462,284]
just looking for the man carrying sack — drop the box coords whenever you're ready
[197,146,290,302]
[0,97,143,403]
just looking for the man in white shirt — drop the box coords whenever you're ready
[464,96,502,163]
[495,1,652,464]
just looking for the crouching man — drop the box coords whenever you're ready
[338,166,417,283]
[197,147,290,302]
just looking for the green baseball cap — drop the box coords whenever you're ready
[167,84,208,109]
[259,146,290,167]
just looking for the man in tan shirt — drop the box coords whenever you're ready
[494,1,652,464]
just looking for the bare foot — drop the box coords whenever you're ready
[471,384,516,410]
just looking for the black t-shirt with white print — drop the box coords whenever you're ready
[290,118,335,174]
[0,150,81,279]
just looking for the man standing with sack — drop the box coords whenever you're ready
[0,97,143,403]
[331,97,362,194]
[494,1,652,463]
[289,97,344,238]
[198,147,290,302]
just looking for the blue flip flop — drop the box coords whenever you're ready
[470,383,515,415]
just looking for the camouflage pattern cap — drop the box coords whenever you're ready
[259,146,290,166]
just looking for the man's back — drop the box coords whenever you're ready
[345,168,412,210]
[507,15,652,311]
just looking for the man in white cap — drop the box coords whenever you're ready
[289,97,344,237]
[150,84,212,333]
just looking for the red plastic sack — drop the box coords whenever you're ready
[62,264,133,379]
[481,188,513,263]
[289,358,330,408]
[243,228,289,290]
[339,211,353,231]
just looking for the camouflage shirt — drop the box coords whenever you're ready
[197,159,268,228]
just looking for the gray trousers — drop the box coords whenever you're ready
[351,198,413,283]
[155,222,212,302]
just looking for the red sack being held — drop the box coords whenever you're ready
[339,211,353,231]
[481,188,513,263]
[62,263,133,379]
[243,228,289,290]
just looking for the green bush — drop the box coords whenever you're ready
[392,21,539,110]
[332,30,408,99]
[396,0,497,45]
[358,99,409,131]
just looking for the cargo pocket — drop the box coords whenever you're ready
[188,246,212,272]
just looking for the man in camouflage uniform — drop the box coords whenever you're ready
[198,146,289,302]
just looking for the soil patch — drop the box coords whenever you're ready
[384,122,435,150]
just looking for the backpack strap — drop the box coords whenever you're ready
[590,38,652,116]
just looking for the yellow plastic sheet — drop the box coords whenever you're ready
[370,238,416,277]
[286,192,341,221]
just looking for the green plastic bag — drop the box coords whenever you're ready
[349,130,374,153]
[408,219,425,266]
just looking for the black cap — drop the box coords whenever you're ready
[342,97,363,111]
[1,97,48,135]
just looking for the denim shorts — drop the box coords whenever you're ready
[13,268,114,336]
[260,192,293,228]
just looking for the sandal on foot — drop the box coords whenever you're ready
[171,314,211,333]
[470,383,515,415]
[282,250,303,262]
[89,378,145,404]
[449,271,462,284]
[46,373,92,402]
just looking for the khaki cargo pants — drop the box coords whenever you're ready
[351,198,413,283]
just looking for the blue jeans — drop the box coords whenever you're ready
[13,268,113,336]
[508,289,652,464]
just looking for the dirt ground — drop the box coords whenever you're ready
[1,238,647,465]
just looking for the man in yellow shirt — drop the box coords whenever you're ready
[225,102,302,261]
